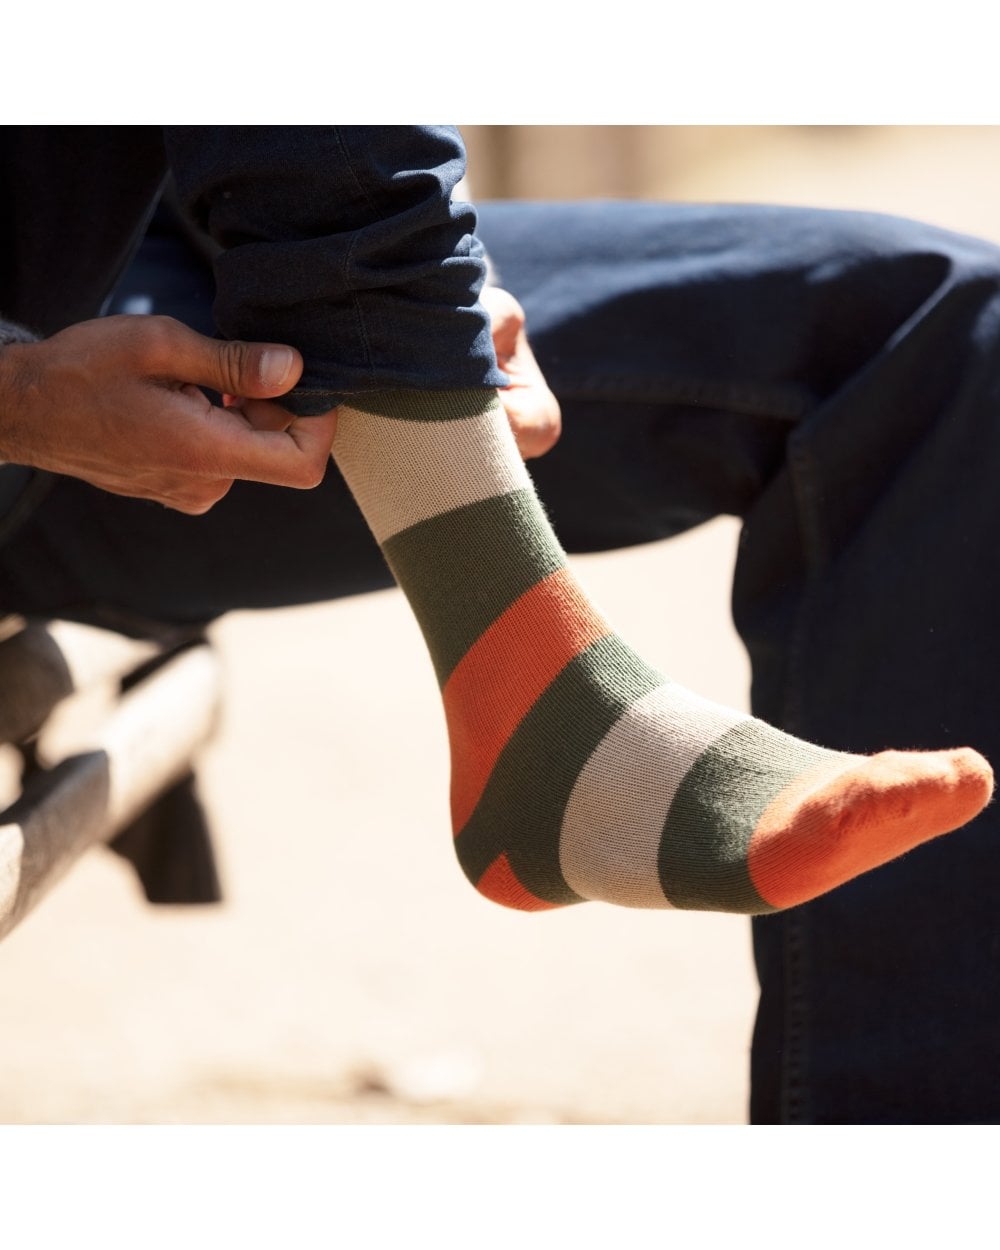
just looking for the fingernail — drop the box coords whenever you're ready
[259,347,295,390]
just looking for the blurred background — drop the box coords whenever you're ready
[463,125,1000,237]
[2,126,999,1126]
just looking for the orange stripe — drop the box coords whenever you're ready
[747,748,994,910]
[444,567,609,835]
[476,853,561,912]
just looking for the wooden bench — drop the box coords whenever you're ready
[0,617,222,943]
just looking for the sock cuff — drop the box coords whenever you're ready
[332,388,531,548]
[337,388,502,423]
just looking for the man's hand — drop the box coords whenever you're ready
[480,286,561,459]
[0,315,337,514]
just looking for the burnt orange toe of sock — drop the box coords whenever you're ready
[747,747,994,910]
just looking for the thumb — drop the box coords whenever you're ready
[162,320,304,399]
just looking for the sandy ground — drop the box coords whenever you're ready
[2,127,1000,1125]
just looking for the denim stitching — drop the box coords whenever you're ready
[331,128,377,387]
[773,419,829,1123]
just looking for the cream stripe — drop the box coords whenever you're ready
[332,402,531,545]
[559,683,750,908]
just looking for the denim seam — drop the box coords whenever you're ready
[331,128,378,388]
[779,908,809,1123]
[98,166,171,319]
[774,421,829,1124]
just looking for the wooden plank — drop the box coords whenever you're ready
[0,619,161,745]
[0,644,221,942]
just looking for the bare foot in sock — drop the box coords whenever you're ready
[332,388,994,914]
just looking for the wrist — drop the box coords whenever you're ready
[0,336,39,464]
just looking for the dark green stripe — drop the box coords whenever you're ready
[347,389,501,423]
[381,488,567,686]
[657,720,836,913]
[455,635,668,905]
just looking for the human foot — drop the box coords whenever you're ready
[332,389,993,914]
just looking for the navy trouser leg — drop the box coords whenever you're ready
[3,201,999,1120]
[480,203,1000,1122]
[734,231,1000,1125]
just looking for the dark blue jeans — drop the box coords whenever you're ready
[0,127,502,399]
[2,200,998,1123]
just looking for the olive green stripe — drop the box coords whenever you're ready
[455,635,668,905]
[341,388,501,423]
[657,720,835,913]
[381,488,567,686]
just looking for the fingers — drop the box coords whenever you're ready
[479,286,526,363]
[137,317,305,400]
[212,404,339,488]
[479,288,561,459]
[228,395,296,433]
[501,387,562,459]
[142,320,335,490]
[15,316,329,511]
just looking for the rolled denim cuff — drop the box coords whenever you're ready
[278,380,504,419]
[470,232,499,290]
[165,126,507,407]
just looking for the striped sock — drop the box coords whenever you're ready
[332,388,994,914]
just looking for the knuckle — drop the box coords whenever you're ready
[173,495,214,517]
[170,480,230,515]
[292,453,328,490]
[218,339,253,396]
[136,316,181,369]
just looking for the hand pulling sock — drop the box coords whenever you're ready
[331,388,994,914]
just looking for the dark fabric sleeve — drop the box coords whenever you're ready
[0,319,38,347]
[162,126,506,414]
